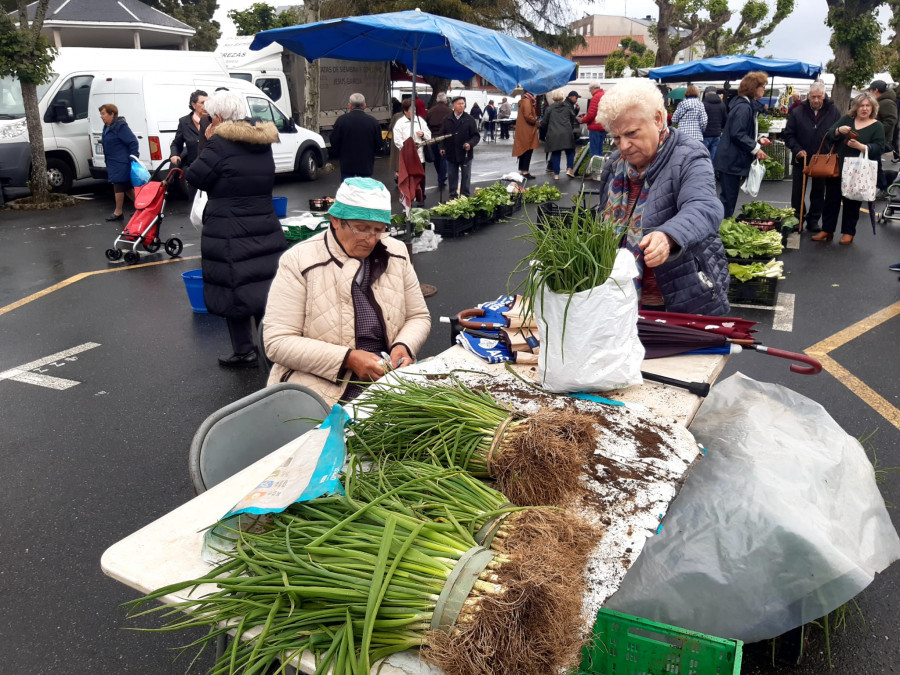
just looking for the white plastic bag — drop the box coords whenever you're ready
[190,189,208,231]
[411,228,441,254]
[535,249,644,393]
[604,372,900,643]
[740,159,765,197]
[841,147,877,201]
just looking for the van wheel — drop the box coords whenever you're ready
[297,149,318,181]
[46,158,74,193]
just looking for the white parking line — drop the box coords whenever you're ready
[0,342,101,390]
[772,292,795,331]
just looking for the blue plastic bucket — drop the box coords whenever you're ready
[272,196,288,218]
[181,269,207,314]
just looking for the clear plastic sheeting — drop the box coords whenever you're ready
[605,372,900,643]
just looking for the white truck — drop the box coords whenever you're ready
[0,48,228,194]
[217,36,393,142]
[87,71,328,184]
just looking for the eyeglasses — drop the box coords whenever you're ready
[341,219,389,239]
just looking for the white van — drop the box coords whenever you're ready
[0,48,227,193]
[88,73,328,184]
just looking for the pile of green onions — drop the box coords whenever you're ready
[350,378,600,506]
[128,488,590,675]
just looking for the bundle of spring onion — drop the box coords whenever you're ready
[346,459,602,556]
[349,378,599,506]
[511,199,625,350]
[127,493,589,675]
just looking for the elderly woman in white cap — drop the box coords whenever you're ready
[263,177,431,403]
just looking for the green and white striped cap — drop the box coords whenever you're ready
[328,177,391,225]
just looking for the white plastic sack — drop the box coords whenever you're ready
[412,228,442,254]
[190,189,208,231]
[604,372,900,643]
[535,248,644,393]
[740,159,765,197]
[841,147,877,202]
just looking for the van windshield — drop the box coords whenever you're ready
[0,75,57,119]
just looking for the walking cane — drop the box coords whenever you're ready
[798,155,807,233]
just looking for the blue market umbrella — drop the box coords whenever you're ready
[249,9,578,96]
[648,55,822,83]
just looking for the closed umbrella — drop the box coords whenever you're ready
[637,318,822,375]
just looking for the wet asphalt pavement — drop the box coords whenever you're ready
[1,137,899,674]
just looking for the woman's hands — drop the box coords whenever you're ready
[346,346,414,381]
[847,138,867,152]
[639,231,674,268]
[838,125,852,136]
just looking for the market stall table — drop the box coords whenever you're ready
[101,350,727,674]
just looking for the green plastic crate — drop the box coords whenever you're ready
[579,609,742,675]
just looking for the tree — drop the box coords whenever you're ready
[651,0,731,66]
[320,0,586,102]
[301,0,320,132]
[228,3,303,36]
[0,0,56,201]
[138,0,221,51]
[824,0,892,111]
[605,36,656,78]
[702,0,795,57]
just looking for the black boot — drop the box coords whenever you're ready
[218,351,259,368]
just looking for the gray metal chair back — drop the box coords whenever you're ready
[189,383,331,493]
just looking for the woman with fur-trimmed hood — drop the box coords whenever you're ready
[185,89,288,368]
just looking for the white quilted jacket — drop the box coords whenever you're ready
[264,227,431,404]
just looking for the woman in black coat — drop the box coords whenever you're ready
[540,91,577,179]
[713,71,773,218]
[185,90,288,368]
[169,89,207,199]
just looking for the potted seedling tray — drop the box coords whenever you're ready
[431,216,475,238]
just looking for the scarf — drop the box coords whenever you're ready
[601,127,671,292]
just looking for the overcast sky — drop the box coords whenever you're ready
[213,0,894,72]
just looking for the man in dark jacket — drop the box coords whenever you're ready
[425,92,452,189]
[329,93,384,181]
[868,80,898,196]
[701,87,727,161]
[440,96,480,199]
[782,82,840,232]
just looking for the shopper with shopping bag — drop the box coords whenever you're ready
[813,93,886,245]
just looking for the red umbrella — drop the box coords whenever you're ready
[638,310,757,341]
[398,137,425,216]
[637,318,822,375]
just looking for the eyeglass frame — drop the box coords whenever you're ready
[340,218,390,239]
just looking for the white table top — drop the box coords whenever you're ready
[102,348,725,674]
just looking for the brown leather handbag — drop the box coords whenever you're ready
[803,131,855,179]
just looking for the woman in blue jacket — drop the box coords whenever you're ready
[713,71,773,218]
[596,78,730,316]
[98,103,139,222]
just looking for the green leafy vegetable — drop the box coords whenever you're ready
[522,184,562,204]
[430,197,476,219]
[729,259,784,282]
[762,158,784,180]
[719,218,784,258]
[740,202,795,220]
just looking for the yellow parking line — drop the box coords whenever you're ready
[0,255,200,318]
[806,301,900,354]
[805,301,900,432]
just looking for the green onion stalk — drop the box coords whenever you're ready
[345,459,602,559]
[349,377,600,506]
[510,197,626,358]
[126,493,588,675]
